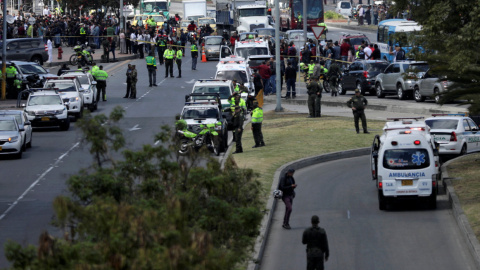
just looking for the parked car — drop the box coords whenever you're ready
[413,70,453,103]
[340,60,389,95]
[0,116,25,159]
[0,61,56,95]
[0,110,32,150]
[339,33,371,51]
[204,36,224,60]
[1,38,48,65]
[375,61,429,100]
[336,1,353,18]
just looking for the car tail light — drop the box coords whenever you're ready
[450,131,457,142]
[391,141,398,146]
[363,71,369,78]
[378,182,383,189]
[432,174,438,187]
[442,81,448,88]
[414,140,421,145]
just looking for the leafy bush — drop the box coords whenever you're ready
[325,10,346,19]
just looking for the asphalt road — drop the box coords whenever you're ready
[260,156,478,270]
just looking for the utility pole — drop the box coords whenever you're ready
[275,0,282,111]
[302,0,306,41]
[120,0,124,31]
[2,0,7,100]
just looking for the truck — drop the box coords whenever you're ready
[183,0,207,23]
[371,117,440,210]
[141,0,170,19]
[215,0,272,33]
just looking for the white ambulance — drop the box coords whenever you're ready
[215,56,255,97]
[371,117,440,210]
[233,38,271,60]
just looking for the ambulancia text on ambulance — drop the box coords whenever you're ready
[371,117,440,210]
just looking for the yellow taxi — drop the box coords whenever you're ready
[198,17,217,33]
[132,14,166,28]
[179,20,191,32]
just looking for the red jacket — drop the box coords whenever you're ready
[250,64,271,79]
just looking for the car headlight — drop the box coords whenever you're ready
[70,97,80,102]
[8,136,19,142]
[207,49,212,52]
[26,110,35,116]
[55,109,65,115]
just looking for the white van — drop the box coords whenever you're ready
[215,56,254,96]
[371,118,440,210]
[336,1,352,18]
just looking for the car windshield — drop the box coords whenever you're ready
[198,18,215,25]
[235,47,269,59]
[181,21,190,27]
[340,2,351,8]
[288,32,303,40]
[383,149,430,170]
[0,120,17,131]
[66,75,89,84]
[216,71,248,84]
[367,62,389,72]
[28,95,63,106]
[256,29,275,36]
[349,37,369,45]
[153,16,165,22]
[45,82,76,92]
[238,8,266,17]
[239,33,256,40]
[193,86,231,99]
[248,58,270,67]
[18,64,48,75]
[404,64,429,73]
[425,119,459,130]
[182,107,219,119]
[206,37,223,45]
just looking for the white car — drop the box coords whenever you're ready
[24,89,70,131]
[61,71,98,111]
[425,115,480,155]
[216,56,254,94]
[336,1,352,18]
[0,116,25,159]
[191,79,234,110]
[0,110,33,150]
[44,77,84,120]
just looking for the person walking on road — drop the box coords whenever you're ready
[146,52,158,87]
[164,44,175,78]
[232,105,244,154]
[129,65,138,99]
[307,77,322,118]
[94,65,108,102]
[284,61,297,98]
[251,102,265,148]
[191,41,198,70]
[176,47,183,78]
[156,35,167,65]
[279,169,296,229]
[124,64,133,98]
[302,215,329,270]
[347,89,369,134]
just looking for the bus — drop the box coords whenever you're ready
[279,0,324,31]
[377,19,422,62]
[141,0,170,18]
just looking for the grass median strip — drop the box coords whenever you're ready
[232,110,385,195]
[446,153,480,241]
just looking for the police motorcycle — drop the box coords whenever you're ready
[70,43,95,66]
[176,120,222,156]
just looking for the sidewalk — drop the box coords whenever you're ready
[44,44,138,68]
[327,21,378,33]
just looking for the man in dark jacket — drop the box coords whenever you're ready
[232,105,244,154]
[279,169,297,229]
[302,215,329,270]
[284,61,297,98]
[347,89,369,133]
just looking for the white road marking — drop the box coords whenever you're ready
[154,140,160,145]
[347,210,350,219]
[129,124,141,131]
[0,142,80,221]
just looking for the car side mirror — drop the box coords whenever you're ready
[92,81,97,85]
[24,121,31,126]
[21,104,26,108]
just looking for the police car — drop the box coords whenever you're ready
[61,71,98,111]
[191,79,234,110]
[44,77,84,120]
[23,89,70,131]
[371,117,440,210]
[425,114,480,155]
[180,94,229,154]
[215,56,254,96]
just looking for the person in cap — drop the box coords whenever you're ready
[306,75,323,118]
[347,89,369,134]
[250,100,265,148]
[232,105,244,154]
[164,44,175,77]
[279,168,296,229]
[302,215,329,270]
[393,43,406,62]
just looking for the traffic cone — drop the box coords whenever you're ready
[201,46,207,62]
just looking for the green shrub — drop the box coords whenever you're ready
[325,10,345,19]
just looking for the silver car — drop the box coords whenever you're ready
[0,110,33,151]
[0,116,25,159]
[375,61,429,100]
[413,69,453,103]
[204,36,225,60]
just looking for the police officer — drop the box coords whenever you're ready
[146,52,158,87]
[5,64,18,97]
[90,62,99,75]
[297,12,302,29]
[156,35,167,65]
[94,65,109,102]
[251,102,265,148]
[191,41,198,70]
[164,44,175,78]
[102,38,111,63]
[232,79,247,93]
[347,89,369,134]
[229,92,247,115]
[175,46,183,78]
[302,215,329,270]
[308,60,315,80]
[79,23,87,44]
[327,61,341,96]
[306,76,323,118]
[232,105,244,154]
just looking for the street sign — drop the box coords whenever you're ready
[311,26,326,40]
[28,17,36,24]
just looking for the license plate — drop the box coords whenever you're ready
[401,180,413,186]
[41,116,50,121]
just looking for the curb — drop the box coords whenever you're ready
[44,54,138,68]
[247,147,370,270]
[442,157,480,269]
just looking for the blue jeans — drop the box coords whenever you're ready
[286,78,296,97]
[192,56,197,69]
[269,75,276,94]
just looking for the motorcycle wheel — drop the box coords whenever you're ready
[178,139,191,155]
[70,54,78,66]
[210,136,220,156]
[323,80,331,93]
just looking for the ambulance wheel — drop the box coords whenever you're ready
[428,193,437,209]
[378,190,386,210]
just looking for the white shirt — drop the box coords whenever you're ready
[47,39,52,50]
[364,46,372,59]
[43,8,49,16]
[359,7,364,16]
[130,33,136,42]
[137,35,144,44]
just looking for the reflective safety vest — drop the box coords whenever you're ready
[321,66,328,74]
[94,70,108,81]
[146,56,156,67]
[191,44,198,52]
[91,65,99,75]
[251,107,263,123]
[164,49,175,59]
[80,27,86,35]
[157,40,166,47]
[176,49,183,60]
[298,15,302,22]
[234,85,239,92]
[6,66,17,78]
[308,63,315,74]
[148,19,156,27]
[229,97,246,109]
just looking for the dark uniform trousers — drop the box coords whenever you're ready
[96,80,107,101]
[176,59,182,77]
[148,67,156,86]
[165,59,174,77]
[252,123,264,146]
[315,94,322,117]
[353,109,367,132]
[308,94,317,117]
[235,129,243,152]
[157,47,165,64]
[307,256,325,270]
